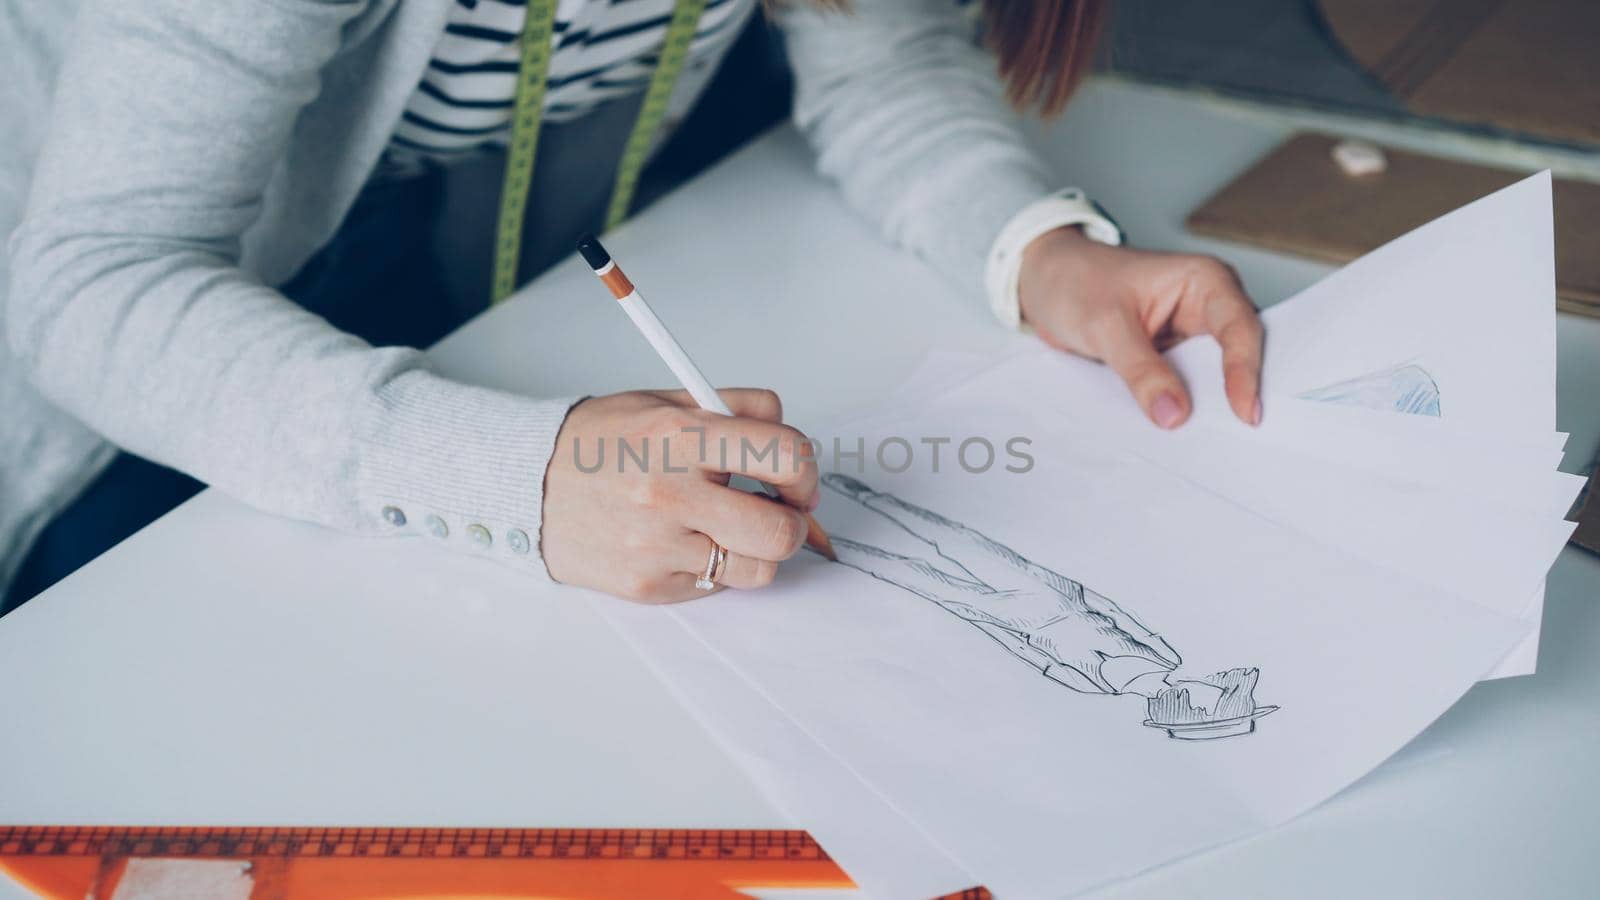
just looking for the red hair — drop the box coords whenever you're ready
[781,0,1108,116]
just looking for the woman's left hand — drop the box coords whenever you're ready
[1017,226,1264,430]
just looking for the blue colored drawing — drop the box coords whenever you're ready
[1298,363,1441,417]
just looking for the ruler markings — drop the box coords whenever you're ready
[0,826,830,861]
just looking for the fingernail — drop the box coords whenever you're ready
[1152,392,1183,429]
[1251,398,1263,426]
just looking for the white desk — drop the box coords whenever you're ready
[3,79,1598,898]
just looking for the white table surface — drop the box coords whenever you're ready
[3,78,1598,898]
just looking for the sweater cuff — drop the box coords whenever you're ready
[983,188,1126,332]
[355,368,579,581]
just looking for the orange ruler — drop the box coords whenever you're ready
[0,826,991,899]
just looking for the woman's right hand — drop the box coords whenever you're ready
[540,388,820,603]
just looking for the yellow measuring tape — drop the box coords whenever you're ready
[491,0,710,305]
[490,0,558,305]
[604,0,710,232]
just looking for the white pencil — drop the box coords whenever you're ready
[576,234,837,560]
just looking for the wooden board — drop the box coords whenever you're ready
[1317,0,1600,148]
[1185,132,1600,318]
[1572,469,1600,558]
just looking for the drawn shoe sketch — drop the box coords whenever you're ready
[1143,667,1274,739]
[820,474,1277,740]
[1298,362,1441,417]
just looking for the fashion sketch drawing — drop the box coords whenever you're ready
[1298,362,1442,417]
[820,475,1277,740]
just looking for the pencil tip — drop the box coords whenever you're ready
[807,518,839,562]
[576,234,610,270]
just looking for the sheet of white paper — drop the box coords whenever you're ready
[878,338,1574,528]
[603,174,1561,896]
[1143,175,1560,518]
[1491,614,1543,677]
[920,363,1574,623]
[940,175,1570,680]
[1219,173,1556,436]
[635,414,1526,898]
[600,599,978,899]
[865,402,1564,681]
[1161,175,1568,680]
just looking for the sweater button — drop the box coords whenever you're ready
[507,529,530,555]
[426,515,449,539]
[467,524,492,549]
[381,506,407,527]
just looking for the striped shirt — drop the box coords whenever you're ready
[383,0,756,174]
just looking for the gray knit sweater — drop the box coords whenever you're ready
[0,0,1057,595]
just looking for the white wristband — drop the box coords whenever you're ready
[984,188,1123,331]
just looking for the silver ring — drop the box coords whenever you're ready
[695,539,727,591]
